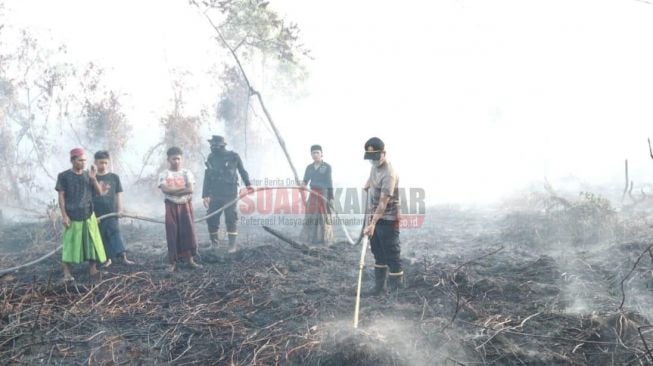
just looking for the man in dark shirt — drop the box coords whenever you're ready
[202,135,253,252]
[362,137,402,295]
[300,144,334,244]
[93,150,134,267]
[56,147,107,281]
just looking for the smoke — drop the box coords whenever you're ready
[3,0,653,207]
[499,180,653,324]
[316,318,467,366]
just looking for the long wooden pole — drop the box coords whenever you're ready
[199,11,304,193]
[353,235,369,329]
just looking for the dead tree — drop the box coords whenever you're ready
[190,0,311,193]
[622,159,647,210]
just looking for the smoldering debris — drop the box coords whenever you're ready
[0,200,653,365]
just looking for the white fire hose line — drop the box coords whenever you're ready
[0,186,366,275]
[191,186,358,245]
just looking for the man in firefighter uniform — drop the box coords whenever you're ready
[202,135,253,252]
[363,137,403,295]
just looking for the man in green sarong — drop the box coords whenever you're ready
[55,147,107,281]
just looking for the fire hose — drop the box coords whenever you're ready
[0,186,367,276]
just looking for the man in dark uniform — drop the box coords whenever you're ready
[202,135,253,252]
[363,137,403,295]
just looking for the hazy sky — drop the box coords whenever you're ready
[6,0,653,204]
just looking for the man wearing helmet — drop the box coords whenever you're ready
[202,135,253,252]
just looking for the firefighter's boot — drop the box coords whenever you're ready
[364,265,387,296]
[387,271,404,291]
[227,233,238,253]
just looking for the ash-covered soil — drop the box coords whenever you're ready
[1,202,653,365]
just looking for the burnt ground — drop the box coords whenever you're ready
[1,199,653,365]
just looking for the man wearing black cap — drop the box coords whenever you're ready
[202,135,253,252]
[363,137,403,295]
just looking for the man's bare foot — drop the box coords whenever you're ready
[62,263,74,282]
[188,257,203,269]
[103,258,113,268]
[167,263,177,272]
[123,257,135,265]
[89,263,99,276]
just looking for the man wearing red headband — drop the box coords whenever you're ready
[55,148,107,281]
